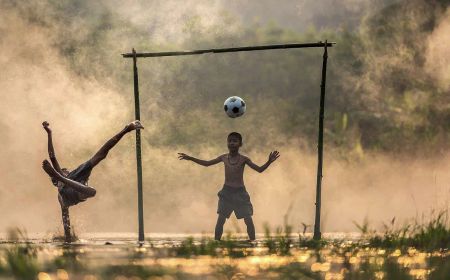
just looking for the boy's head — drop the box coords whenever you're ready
[227,132,242,151]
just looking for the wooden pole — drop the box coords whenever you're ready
[313,41,328,240]
[122,42,335,58]
[132,48,145,243]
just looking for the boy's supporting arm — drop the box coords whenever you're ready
[61,205,72,243]
[246,151,280,173]
[178,153,222,167]
[42,121,63,174]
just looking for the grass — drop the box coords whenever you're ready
[354,210,450,251]
[174,227,296,259]
[174,210,449,259]
[428,254,450,280]
[175,236,220,257]
[100,264,178,279]
[266,262,322,280]
[213,263,240,279]
[298,237,328,249]
[263,222,293,255]
[1,212,449,279]
[174,233,251,258]
[1,228,39,280]
[45,247,85,272]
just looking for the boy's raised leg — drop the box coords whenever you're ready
[244,216,256,241]
[43,160,96,197]
[214,215,227,240]
[89,121,144,167]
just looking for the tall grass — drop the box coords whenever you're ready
[0,225,448,279]
[263,222,293,255]
[354,211,450,251]
[175,236,219,257]
[46,247,85,272]
[1,228,39,280]
[175,234,251,258]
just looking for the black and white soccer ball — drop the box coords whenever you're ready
[224,96,246,118]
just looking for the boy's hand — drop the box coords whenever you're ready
[42,121,51,133]
[178,153,192,160]
[268,151,280,163]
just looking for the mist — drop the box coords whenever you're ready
[0,0,448,236]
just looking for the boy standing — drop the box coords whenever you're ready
[178,132,280,241]
[41,120,143,243]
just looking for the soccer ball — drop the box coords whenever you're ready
[224,96,246,118]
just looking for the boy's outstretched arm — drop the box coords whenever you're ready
[178,153,222,167]
[42,121,63,174]
[246,151,280,173]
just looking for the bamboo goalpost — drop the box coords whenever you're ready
[122,41,335,243]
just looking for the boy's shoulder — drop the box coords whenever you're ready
[240,154,250,162]
[239,154,250,163]
[218,154,227,160]
[219,153,250,161]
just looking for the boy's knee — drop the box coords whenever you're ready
[86,188,96,198]
[217,215,227,224]
[244,216,253,225]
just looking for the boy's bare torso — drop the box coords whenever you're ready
[178,140,279,188]
[221,153,247,188]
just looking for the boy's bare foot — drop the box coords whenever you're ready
[126,120,144,132]
[42,159,61,180]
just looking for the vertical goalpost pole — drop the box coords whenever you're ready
[132,48,145,243]
[314,41,328,240]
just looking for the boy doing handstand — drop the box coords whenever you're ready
[41,120,143,243]
[178,132,280,241]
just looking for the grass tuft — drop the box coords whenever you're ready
[263,222,293,255]
[3,228,39,280]
[355,211,450,251]
[175,236,220,257]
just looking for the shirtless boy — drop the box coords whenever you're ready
[178,132,280,241]
[41,120,143,242]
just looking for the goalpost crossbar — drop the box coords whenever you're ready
[122,42,335,58]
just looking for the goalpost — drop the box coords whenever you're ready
[122,41,335,243]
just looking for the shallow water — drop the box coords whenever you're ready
[0,232,362,243]
[0,233,448,280]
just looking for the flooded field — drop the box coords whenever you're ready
[0,233,448,280]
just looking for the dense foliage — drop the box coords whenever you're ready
[4,0,449,156]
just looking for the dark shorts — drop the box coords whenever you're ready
[217,185,253,219]
[59,160,94,207]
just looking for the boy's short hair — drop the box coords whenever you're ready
[227,132,242,144]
